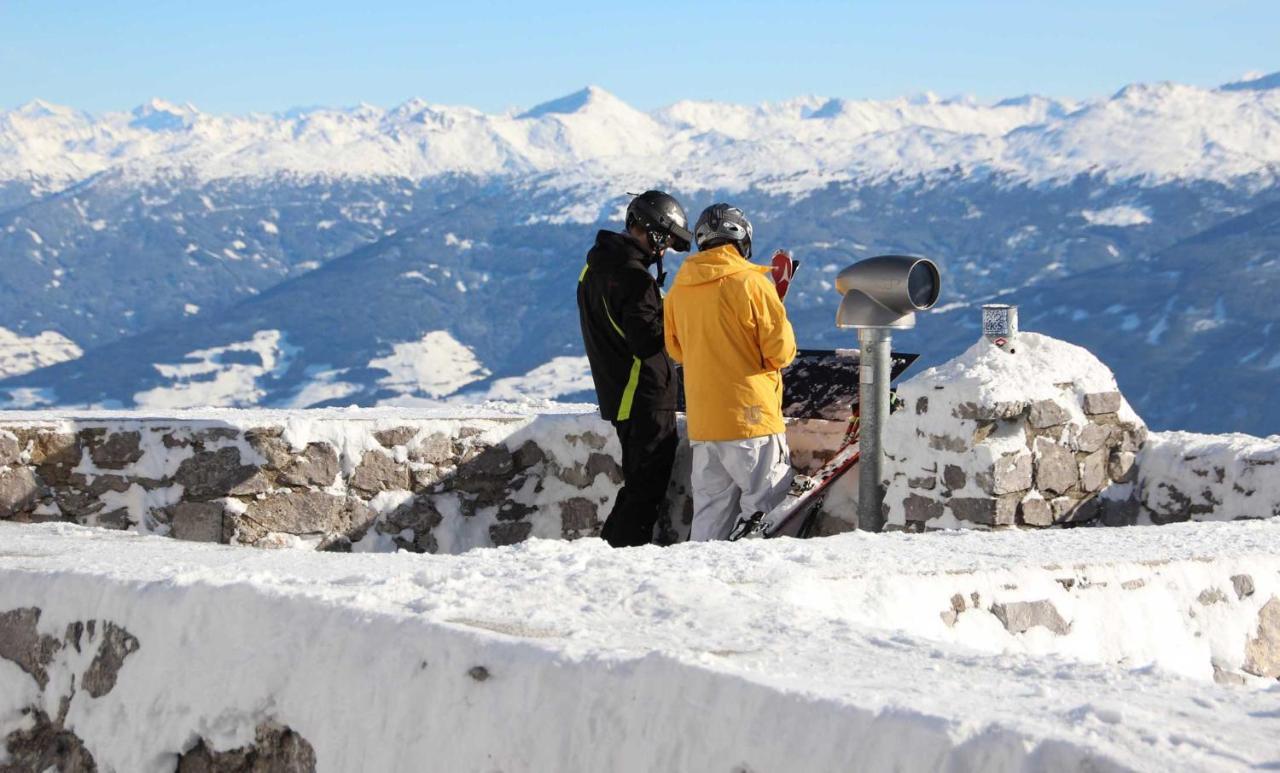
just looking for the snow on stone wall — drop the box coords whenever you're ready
[0,409,859,553]
[0,410,647,553]
[1135,431,1280,523]
[3,521,1280,771]
[883,333,1149,530]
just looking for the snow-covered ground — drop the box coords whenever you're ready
[2,520,1278,771]
[0,326,82,379]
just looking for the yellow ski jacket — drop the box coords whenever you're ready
[664,243,797,441]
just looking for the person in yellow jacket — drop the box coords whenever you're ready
[664,203,798,541]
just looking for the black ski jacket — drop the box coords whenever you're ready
[577,230,677,421]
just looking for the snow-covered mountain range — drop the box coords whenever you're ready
[4,76,1280,194]
[2,73,1279,433]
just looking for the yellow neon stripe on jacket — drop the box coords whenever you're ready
[587,273,638,420]
[579,264,589,282]
[602,298,625,338]
[617,356,641,421]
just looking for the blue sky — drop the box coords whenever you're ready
[2,0,1277,114]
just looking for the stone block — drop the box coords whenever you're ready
[89,431,144,469]
[349,450,411,494]
[373,426,418,448]
[240,492,374,540]
[568,431,609,450]
[170,502,225,543]
[81,621,140,698]
[992,600,1070,635]
[1243,597,1280,678]
[1079,450,1107,493]
[977,452,1032,496]
[17,430,80,486]
[94,508,131,530]
[971,421,997,445]
[496,501,536,522]
[0,466,44,518]
[276,443,340,488]
[1046,495,1076,521]
[191,427,241,445]
[1118,425,1149,452]
[468,445,515,478]
[954,401,1027,421]
[903,493,944,523]
[1099,495,1140,526]
[411,433,454,465]
[586,452,623,485]
[385,496,444,533]
[915,396,929,415]
[948,494,1019,526]
[1034,437,1078,496]
[489,520,533,547]
[1028,399,1070,429]
[178,722,316,773]
[1107,451,1137,484]
[559,497,599,536]
[1019,496,1053,527]
[1083,391,1122,415]
[175,447,258,500]
[1232,574,1255,600]
[512,440,547,471]
[1213,666,1248,686]
[0,606,60,689]
[907,475,937,491]
[0,431,21,466]
[942,464,966,492]
[1072,423,1109,454]
[927,434,967,453]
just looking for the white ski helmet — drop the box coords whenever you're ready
[694,203,753,259]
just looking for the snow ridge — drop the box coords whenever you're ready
[3,75,1280,193]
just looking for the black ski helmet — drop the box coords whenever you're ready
[694,203,753,260]
[625,190,692,256]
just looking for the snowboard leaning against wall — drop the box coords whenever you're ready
[577,190,692,547]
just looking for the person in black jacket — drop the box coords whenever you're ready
[577,190,692,547]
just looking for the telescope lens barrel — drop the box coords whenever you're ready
[908,260,940,309]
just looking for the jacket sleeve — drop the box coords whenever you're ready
[751,273,797,371]
[613,269,667,361]
[664,291,683,364]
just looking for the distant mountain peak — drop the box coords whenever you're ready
[129,98,198,131]
[13,99,79,119]
[1219,71,1280,92]
[517,86,627,119]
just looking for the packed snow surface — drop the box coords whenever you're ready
[2,520,1279,771]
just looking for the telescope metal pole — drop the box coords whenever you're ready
[857,327,892,532]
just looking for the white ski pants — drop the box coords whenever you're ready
[689,432,795,541]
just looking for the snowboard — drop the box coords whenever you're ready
[727,351,917,541]
[770,249,799,300]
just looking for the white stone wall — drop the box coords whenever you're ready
[0,414,656,553]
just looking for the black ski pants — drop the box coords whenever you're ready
[601,409,677,548]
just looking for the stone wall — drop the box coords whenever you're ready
[1132,430,1280,524]
[0,412,856,552]
[0,414,657,553]
[882,334,1152,531]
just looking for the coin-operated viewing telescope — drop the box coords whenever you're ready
[834,255,941,532]
[835,255,940,329]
